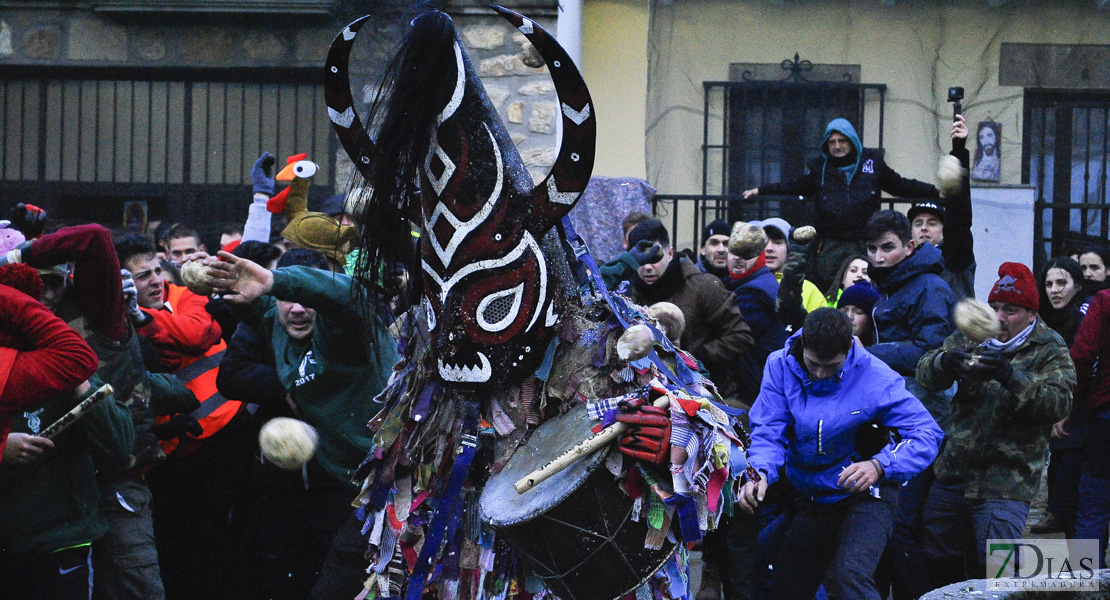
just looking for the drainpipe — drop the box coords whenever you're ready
[557,0,583,66]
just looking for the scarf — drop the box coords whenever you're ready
[633,258,685,305]
[728,251,767,282]
[979,320,1036,355]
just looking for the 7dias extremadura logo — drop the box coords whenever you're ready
[987,539,1099,591]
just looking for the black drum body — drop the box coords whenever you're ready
[479,405,677,600]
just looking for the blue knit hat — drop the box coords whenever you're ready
[837,282,880,314]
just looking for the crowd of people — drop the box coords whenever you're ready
[1,108,1108,600]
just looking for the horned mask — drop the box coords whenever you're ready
[325,7,596,389]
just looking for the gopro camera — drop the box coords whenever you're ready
[947,86,964,119]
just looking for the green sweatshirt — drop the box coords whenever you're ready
[0,374,134,557]
[238,267,400,487]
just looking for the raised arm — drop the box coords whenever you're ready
[16,224,128,341]
[943,115,974,272]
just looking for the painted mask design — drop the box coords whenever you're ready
[325,7,595,388]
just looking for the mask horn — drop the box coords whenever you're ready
[325,15,375,180]
[491,5,596,220]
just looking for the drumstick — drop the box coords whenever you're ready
[514,397,670,494]
[39,384,114,440]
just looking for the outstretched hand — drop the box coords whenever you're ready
[742,188,759,200]
[203,251,273,304]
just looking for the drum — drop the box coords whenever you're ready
[479,404,677,600]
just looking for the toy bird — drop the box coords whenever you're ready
[266,152,317,215]
[268,152,358,267]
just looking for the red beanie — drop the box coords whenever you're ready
[0,263,44,302]
[988,262,1039,310]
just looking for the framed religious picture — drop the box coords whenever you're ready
[123,200,148,233]
[972,120,1001,182]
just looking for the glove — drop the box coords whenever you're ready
[615,404,671,465]
[780,250,809,292]
[968,349,1014,384]
[629,240,664,266]
[9,203,47,239]
[153,413,203,441]
[251,152,276,196]
[120,269,152,327]
[939,349,972,377]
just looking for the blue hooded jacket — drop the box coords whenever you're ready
[748,330,942,504]
[820,118,864,186]
[868,242,956,375]
[758,119,938,240]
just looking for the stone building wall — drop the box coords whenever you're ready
[0,2,562,196]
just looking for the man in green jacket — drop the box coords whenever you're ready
[204,247,400,600]
[916,262,1075,587]
[0,374,134,600]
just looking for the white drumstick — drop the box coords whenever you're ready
[40,384,114,440]
[514,397,669,494]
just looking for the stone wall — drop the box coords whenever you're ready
[0,4,562,192]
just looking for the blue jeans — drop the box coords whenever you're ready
[1074,465,1110,569]
[922,482,1029,587]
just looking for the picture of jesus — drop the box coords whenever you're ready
[972,120,1001,182]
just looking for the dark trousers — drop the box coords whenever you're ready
[230,464,356,600]
[878,467,934,600]
[1045,443,1084,535]
[0,546,92,600]
[148,422,253,600]
[308,512,373,600]
[921,482,1029,587]
[770,494,895,600]
[93,477,165,600]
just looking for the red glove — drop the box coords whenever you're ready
[615,405,671,465]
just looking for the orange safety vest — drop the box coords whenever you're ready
[157,285,243,457]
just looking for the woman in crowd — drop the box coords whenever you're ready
[1078,246,1110,296]
[1040,256,1088,346]
[824,254,870,306]
[1032,256,1089,535]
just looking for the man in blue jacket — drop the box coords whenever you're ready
[863,209,956,599]
[740,308,941,600]
[742,119,939,289]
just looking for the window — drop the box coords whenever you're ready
[1024,91,1110,266]
[653,58,887,246]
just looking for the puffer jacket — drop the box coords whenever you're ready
[869,242,956,376]
[723,266,787,403]
[748,330,942,504]
[917,319,1075,501]
[759,119,938,240]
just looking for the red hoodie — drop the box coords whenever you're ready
[0,285,99,455]
[1072,289,1110,417]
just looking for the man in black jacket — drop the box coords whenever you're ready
[909,115,976,300]
[742,118,938,289]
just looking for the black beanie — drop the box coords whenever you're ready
[702,218,730,246]
[627,219,670,248]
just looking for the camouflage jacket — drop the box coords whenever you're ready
[917,318,1075,502]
